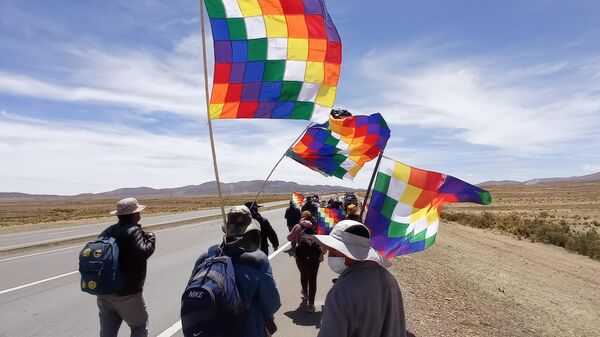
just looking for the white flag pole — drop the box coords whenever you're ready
[199,0,226,226]
[360,151,384,221]
[252,122,314,204]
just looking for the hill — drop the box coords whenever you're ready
[479,171,600,186]
[0,180,360,199]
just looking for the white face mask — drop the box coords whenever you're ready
[328,256,348,274]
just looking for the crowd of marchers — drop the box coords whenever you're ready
[79,196,407,337]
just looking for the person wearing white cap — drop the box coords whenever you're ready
[97,197,156,337]
[313,220,407,337]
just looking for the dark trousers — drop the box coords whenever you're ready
[295,258,320,305]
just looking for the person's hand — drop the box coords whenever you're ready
[273,246,279,251]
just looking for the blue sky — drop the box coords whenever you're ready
[1,0,599,195]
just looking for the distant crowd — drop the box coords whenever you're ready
[79,196,406,337]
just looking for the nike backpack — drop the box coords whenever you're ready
[181,245,246,337]
[79,234,124,295]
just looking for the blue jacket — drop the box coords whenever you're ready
[192,245,281,337]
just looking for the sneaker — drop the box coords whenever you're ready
[306,304,316,313]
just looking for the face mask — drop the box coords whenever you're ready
[328,256,347,274]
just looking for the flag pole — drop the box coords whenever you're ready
[199,0,227,226]
[360,151,384,220]
[252,122,314,204]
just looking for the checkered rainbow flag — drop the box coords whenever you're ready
[365,157,491,258]
[316,207,345,235]
[204,0,342,122]
[291,192,305,208]
[286,113,391,180]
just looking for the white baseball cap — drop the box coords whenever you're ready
[312,220,391,268]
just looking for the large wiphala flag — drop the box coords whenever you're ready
[205,0,342,122]
[286,113,391,180]
[365,157,491,258]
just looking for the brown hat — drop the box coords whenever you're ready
[224,205,261,236]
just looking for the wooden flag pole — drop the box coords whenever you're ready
[200,0,227,226]
[252,122,314,204]
[360,151,384,220]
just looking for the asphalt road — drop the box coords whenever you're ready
[0,200,290,251]
[0,207,336,337]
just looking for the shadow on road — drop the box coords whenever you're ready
[283,301,322,328]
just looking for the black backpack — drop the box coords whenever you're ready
[181,245,246,337]
[295,230,322,261]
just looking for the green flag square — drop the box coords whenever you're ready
[380,195,397,219]
[248,38,267,61]
[332,166,348,179]
[387,220,410,238]
[291,101,314,119]
[374,172,391,194]
[409,230,427,243]
[324,135,340,147]
[424,234,437,249]
[263,60,286,81]
[281,81,303,101]
[205,0,227,18]
[227,18,247,40]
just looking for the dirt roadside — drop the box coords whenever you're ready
[392,222,600,337]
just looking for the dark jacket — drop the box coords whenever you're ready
[256,215,279,255]
[192,244,281,337]
[284,204,302,230]
[301,202,318,218]
[318,262,406,337]
[100,222,156,295]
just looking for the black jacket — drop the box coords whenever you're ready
[256,215,279,255]
[284,206,301,229]
[100,222,156,295]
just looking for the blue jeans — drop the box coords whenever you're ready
[97,292,148,337]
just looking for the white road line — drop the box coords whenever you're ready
[156,241,292,337]
[0,245,80,263]
[0,271,79,295]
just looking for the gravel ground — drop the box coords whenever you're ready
[391,222,600,337]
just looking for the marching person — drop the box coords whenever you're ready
[313,220,407,337]
[284,199,302,232]
[345,204,362,221]
[245,201,279,255]
[287,218,323,312]
[301,196,318,218]
[188,205,281,337]
[97,198,156,337]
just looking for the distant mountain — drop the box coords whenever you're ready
[480,172,600,186]
[0,180,361,199]
[478,180,522,186]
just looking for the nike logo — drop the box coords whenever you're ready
[193,332,204,336]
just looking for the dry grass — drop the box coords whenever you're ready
[0,194,289,228]
[442,182,600,260]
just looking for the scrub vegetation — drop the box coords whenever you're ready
[441,182,600,260]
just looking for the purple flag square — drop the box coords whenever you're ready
[229,63,246,83]
[303,0,323,14]
[241,82,261,101]
[255,101,276,118]
[214,41,232,63]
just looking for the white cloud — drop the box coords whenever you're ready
[350,45,600,154]
[0,34,207,117]
[0,111,363,195]
[582,164,600,174]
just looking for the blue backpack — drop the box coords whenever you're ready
[181,245,246,337]
[79,232,124,295]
